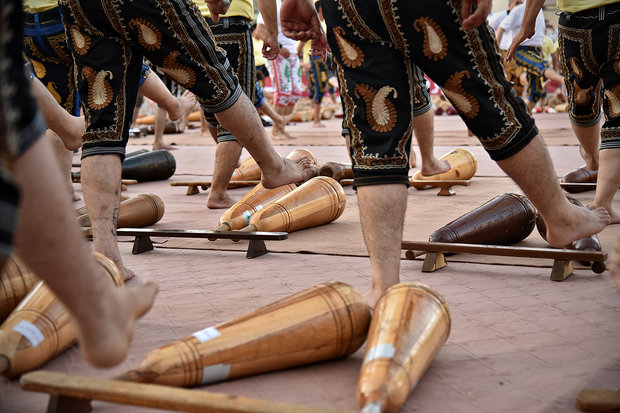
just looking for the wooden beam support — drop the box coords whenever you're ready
[20,371,357,413]
[402,240,607,281]
[170,181,261,195]
[115,228,288,259]
[409,179,471,196]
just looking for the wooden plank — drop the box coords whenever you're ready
[576,388,620,413]
[409,179,470,196]
[170,181,260,195]
[20,371,357,413]
[115,228,288,258]
[401,240,606,262]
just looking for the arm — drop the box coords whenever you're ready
[256,0,280,60]
[506,0,545,61]
[495,26,505,45]
[461,0,492,30]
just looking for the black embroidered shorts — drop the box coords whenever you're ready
[559,2,620,150]
[323,0,538,187]
[202,16,255,144]
[58,0,242,160]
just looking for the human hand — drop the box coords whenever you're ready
[280,0,328,56]
[506,27,535,61]
[461,0,492,30]
[204,0,230,23]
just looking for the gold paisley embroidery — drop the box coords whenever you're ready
[442,71,479,119]
[413,17,448,61]
[334,27,364,68]
[31,60,46,78]
[573,80,593,106]
[603,85,620,117]
[46,82,61,104]
[70,25,91,55]
[570,57,583,79]
[158,51,197,88]
[354,84,398,133]
[82,67,114,110]
[128,18,162,51]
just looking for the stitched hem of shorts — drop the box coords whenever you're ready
[568,113,602,128]
[352,173,410,189]
[413,101,433,117]
[81,147,126,161]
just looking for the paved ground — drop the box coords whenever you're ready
[1,112,619,413]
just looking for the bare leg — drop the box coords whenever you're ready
[139,73,196,121]
[47,130,80,201]
[207,140,242,209]
[152,107,176,151]
[214,93,312,188]
[13,137,158,368]
[270,104,295,140]
[496,135,610,247]
[572,122,600,171]
[413,109,450,176]
[81,154,135,281]
[30,76,84,151]
[312,102,324,128]
[543,67,564,85]
[357,184,408,308]
[590,147,620,224]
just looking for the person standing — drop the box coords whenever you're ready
[507,0,620,224]
[279,0,610,306]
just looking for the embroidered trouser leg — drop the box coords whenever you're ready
[322,0,537,187]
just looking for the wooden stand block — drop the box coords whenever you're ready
[20,371,357,413]
[409,179,471,196]
[115,228,288,259]
[577,389,620,413]
[171,181,261,195]
[402,240,607,281]
[550,259,574,281]
[422,251,447,272]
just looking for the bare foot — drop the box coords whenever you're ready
[169,90,196,121]
[312,122,326,128]
[544,204,611,247]
[71,190,82,202]
[261,156,313,189]
[152,143,177,151]
[587,202,620,224]
[421,159,451,177]
[76,281,159,368]
[579,145,599,171]
[206,192,236,209]
[121,266,136,282]
[270,127,295,141]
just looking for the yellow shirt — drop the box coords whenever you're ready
[253,37,267,67]
[557,0,619,13]
[23,0,57,13]
[196,0,253,20]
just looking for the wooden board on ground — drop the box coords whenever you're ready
[20,371,357,413]
[401,240,607,281]
[171,180,260,195]
[116,228,288,258]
